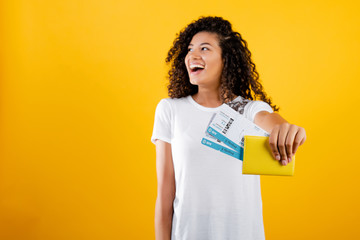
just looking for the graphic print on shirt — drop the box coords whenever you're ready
[226,96,251,114]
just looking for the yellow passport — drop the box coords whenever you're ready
[242,135,295,176]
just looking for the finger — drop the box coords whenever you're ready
[277,123,290,165]
[299,128,307,145]
[269,125,280,161]
[285,124,298,163]
[293,127,306,155]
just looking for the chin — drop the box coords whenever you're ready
[189,78,202,85]
[189,79,196,85]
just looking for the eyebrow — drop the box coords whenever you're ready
[188,42,212,46]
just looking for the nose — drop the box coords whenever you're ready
[188,50,201,60]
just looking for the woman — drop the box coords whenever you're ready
[151,16,306,240]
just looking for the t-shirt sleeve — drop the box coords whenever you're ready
[243,100,274,122]
[151,99,172,144]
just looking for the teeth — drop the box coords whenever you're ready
[190,64,205,70]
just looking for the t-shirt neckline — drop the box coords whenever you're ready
[187,95,242,112]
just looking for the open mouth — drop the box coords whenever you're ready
[190,64,205,74]
[191,67,204,73]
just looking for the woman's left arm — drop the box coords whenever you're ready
[254,111,307,166]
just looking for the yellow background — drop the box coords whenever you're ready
[1,0,359,239]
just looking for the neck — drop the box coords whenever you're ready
[192,87,222,108]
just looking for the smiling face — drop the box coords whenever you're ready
[185,31,224,89]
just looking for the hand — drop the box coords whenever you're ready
[268,123,306,166]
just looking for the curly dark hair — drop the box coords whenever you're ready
[165,16,279,111]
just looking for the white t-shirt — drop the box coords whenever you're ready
[151,95,273,240]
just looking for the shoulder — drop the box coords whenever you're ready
[244,100,273,112]
[244,100,273,122]
[155,96,189,113]
[155,98,172,115]
[162,96,189,104]
[156,96,189,109]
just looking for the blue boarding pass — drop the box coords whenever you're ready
[205,104,269,152]
[201,137,242,160]
[201,129,243,160]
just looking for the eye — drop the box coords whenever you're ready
[202,47,209,51]
[187,48,193,52]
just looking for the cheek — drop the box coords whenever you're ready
[209,58,223,74]
[184,55,189,65]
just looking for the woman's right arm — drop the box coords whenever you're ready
[155,140,176,240]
